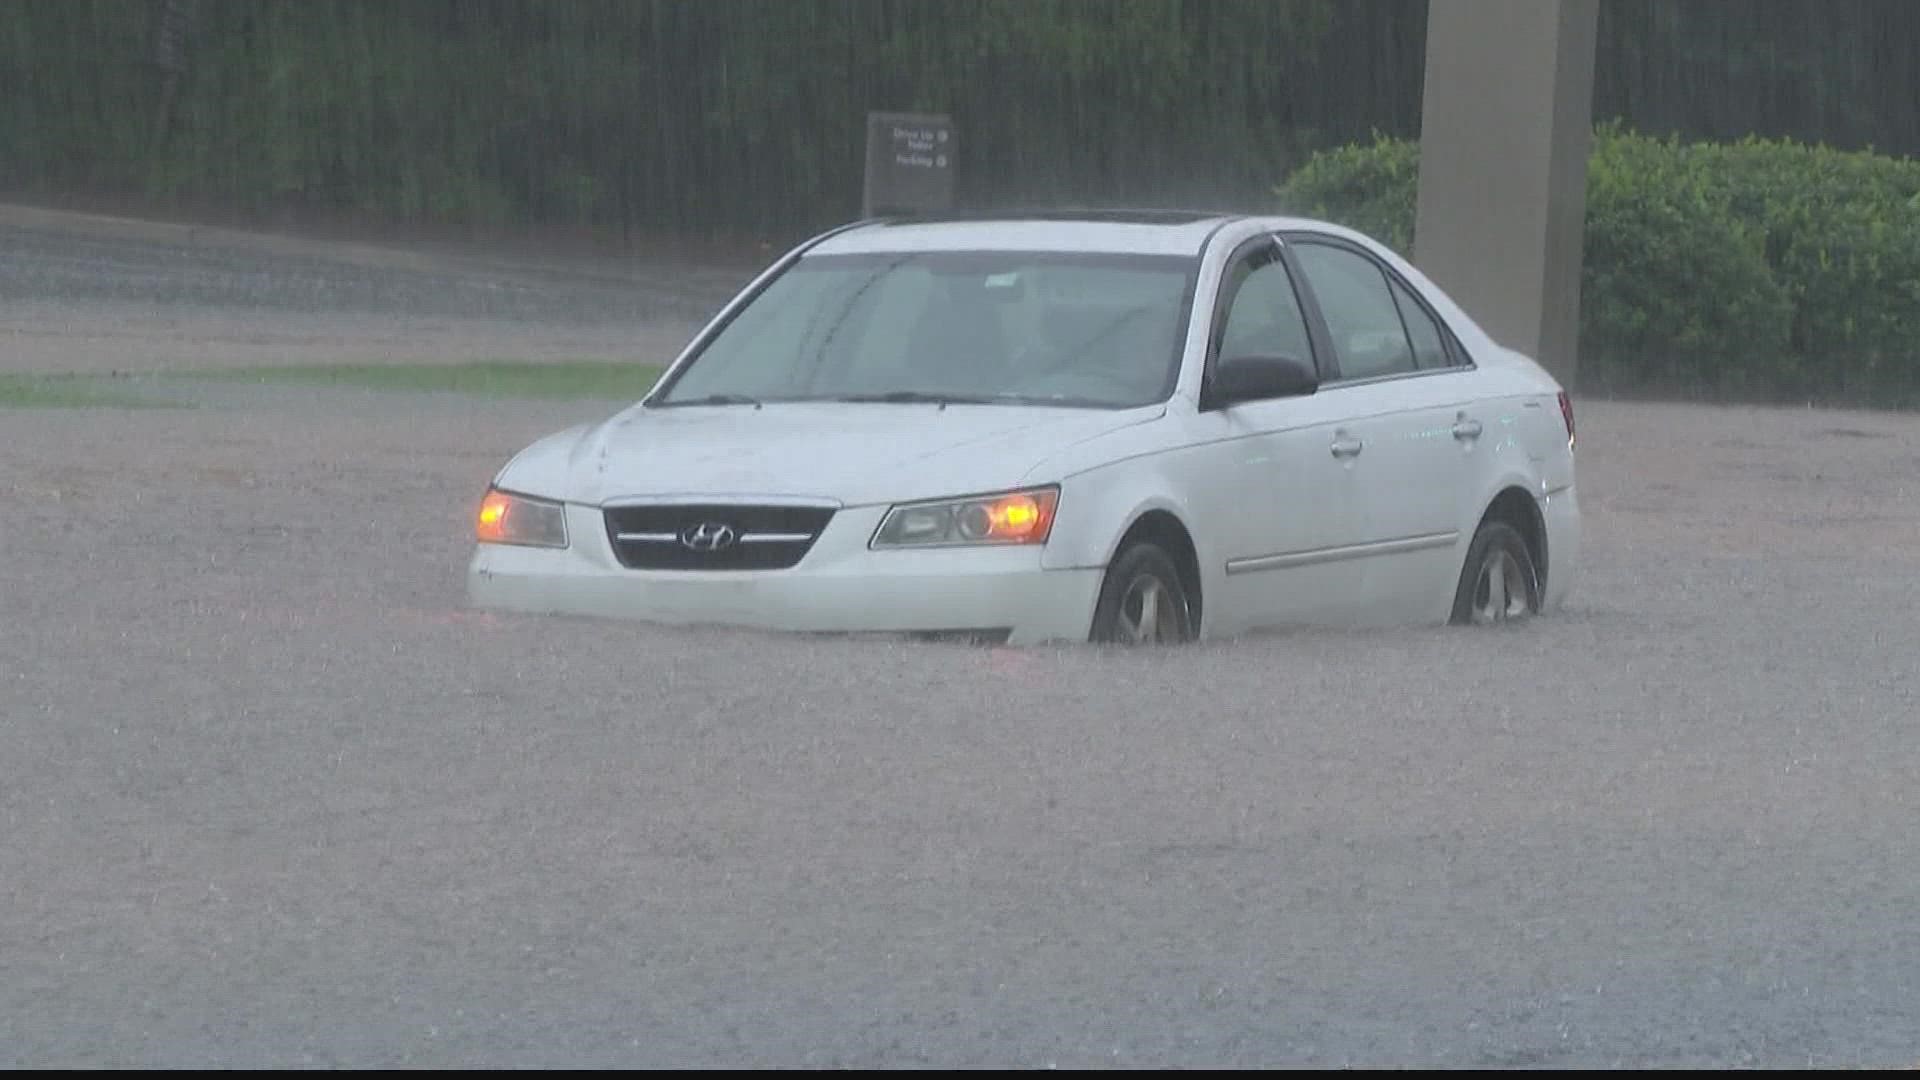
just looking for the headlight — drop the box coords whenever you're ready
[475,487,569,548]
[871,486,1059,548]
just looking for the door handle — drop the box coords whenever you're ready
[1452,417,1483,441]
[1330,435,1364,459]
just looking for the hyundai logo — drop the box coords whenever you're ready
[679,521,737,551]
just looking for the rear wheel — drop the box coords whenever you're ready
[1449,520,1540,626]
[1090,542,1194,645]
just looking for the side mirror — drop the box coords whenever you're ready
[1204,354,1318,410]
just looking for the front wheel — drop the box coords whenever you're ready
[1090,542,1195,645]
[1449,521,1541,626]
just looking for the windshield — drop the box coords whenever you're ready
[652,250,1197,409]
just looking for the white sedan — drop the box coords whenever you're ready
[467,211,1579,646]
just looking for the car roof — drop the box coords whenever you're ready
[806,210,1333,258]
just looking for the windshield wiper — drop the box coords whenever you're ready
[833,391,996,407]
[834,390,1128,410]
[662,392,763,409]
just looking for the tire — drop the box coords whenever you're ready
[1449,520,1541,626]
[1090,542,1195,645]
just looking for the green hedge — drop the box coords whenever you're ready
[1275,126,1920,406]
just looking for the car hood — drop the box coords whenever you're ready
[497,401,1165,507]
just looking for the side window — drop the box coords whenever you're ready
[1388,276,1450,369]
[1292,242,1417,380]
[1215,248,1314,368]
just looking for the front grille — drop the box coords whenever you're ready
[603,503,836,571]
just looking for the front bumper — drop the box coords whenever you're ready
[466,501,1104,646]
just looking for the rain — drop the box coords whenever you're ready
[4,0,1919,1068]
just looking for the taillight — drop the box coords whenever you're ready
[1557,391,1575,450]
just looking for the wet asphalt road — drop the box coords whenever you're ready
[0,216,737,372]
[4,215,1920,1066]
[0,219,737,323]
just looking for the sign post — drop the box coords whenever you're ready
[862,112,956,218]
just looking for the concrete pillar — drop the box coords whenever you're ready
[1413,0,1599,385]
